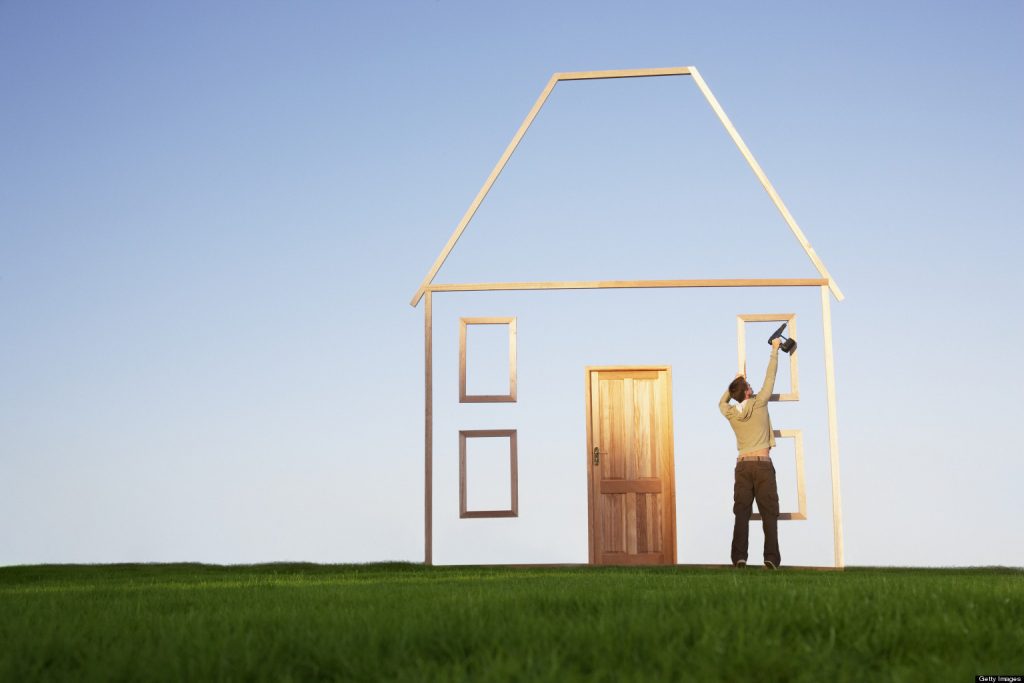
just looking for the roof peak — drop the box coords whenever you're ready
[410,66,843,307]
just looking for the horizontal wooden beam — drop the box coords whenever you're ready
[600,480,662,494]
[738,313,797,322]
[429,278,828,293]
[555,67,692,81]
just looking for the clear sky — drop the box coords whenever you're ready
[2,1,1022,566]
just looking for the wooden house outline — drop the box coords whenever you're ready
[411,66,845,568]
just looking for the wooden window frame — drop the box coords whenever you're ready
[752,429,807,521]
[737,313,799,402]
[459,317,517,403]
[459,429,519,519]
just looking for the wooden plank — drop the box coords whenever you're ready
[460,316,515,325]
[660,368,677,564]
[458,318,467,403]
[585,370,597,564]
[555,67,691,80]
[410,74,560,307]
[794,429,807,520]
[608,380,624,480]
[429,278,828,293]
[461,395,517,404]
[688,67,844,302]
[821,286,845,568]
[509,430,519,517]
[602,493,625,553]
[739,312,798,322]
[636,493,650,553]
[789,316,800,398]
[776,513,802,521]
[458,431,467,518]
[600,479,662,494]
[508,318,517,403]
[736,315,746,378]
[461,510,518,519]
[460,429,518,438]
[634,379,655,478]
[424,290,432,565]
[626,492,638,555]
[598,370,658,381]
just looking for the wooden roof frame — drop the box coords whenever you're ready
[410,66,844,307]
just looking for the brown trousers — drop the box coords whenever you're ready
[731,460,781,566]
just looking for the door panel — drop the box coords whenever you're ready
[587,367,676,565]
[600,494,626,553]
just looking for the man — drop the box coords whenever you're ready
[719,337,782,569]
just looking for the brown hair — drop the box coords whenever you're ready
[728,377,749,403]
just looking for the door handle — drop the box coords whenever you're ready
[593,446,604,466]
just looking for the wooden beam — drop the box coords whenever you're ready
[821,285,845,569]
[429,278,827,293]
[736,315,747,378]
[600,480,663,494]
[424,290,433,565]
[555,67,691,80]
[410,74,560,307]
[689,67,844,302]
[585,369,596,564]
[737,312,797,322]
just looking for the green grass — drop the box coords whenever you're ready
[1,563,1021,682]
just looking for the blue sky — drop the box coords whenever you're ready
[1,1,1022,566]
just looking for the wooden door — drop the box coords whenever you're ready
[586,367,677,565]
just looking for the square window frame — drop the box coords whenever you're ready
[459,317,517,403]
[752,429,807,521]
[459,429,519,519]
[737,313,799,402]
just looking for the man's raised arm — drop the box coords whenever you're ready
[754,339,781,406]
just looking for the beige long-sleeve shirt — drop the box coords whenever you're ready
[719,348,779,455]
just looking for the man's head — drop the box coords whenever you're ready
[728,376,753,403]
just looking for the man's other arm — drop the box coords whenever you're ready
[719,389,734,418]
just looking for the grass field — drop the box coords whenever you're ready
[1,563,1021,682]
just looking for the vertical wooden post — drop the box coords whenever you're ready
[736,315,746,377]
[821,286,845,568]
[424,290,433,565]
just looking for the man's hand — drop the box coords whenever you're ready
[770,337,782,351]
